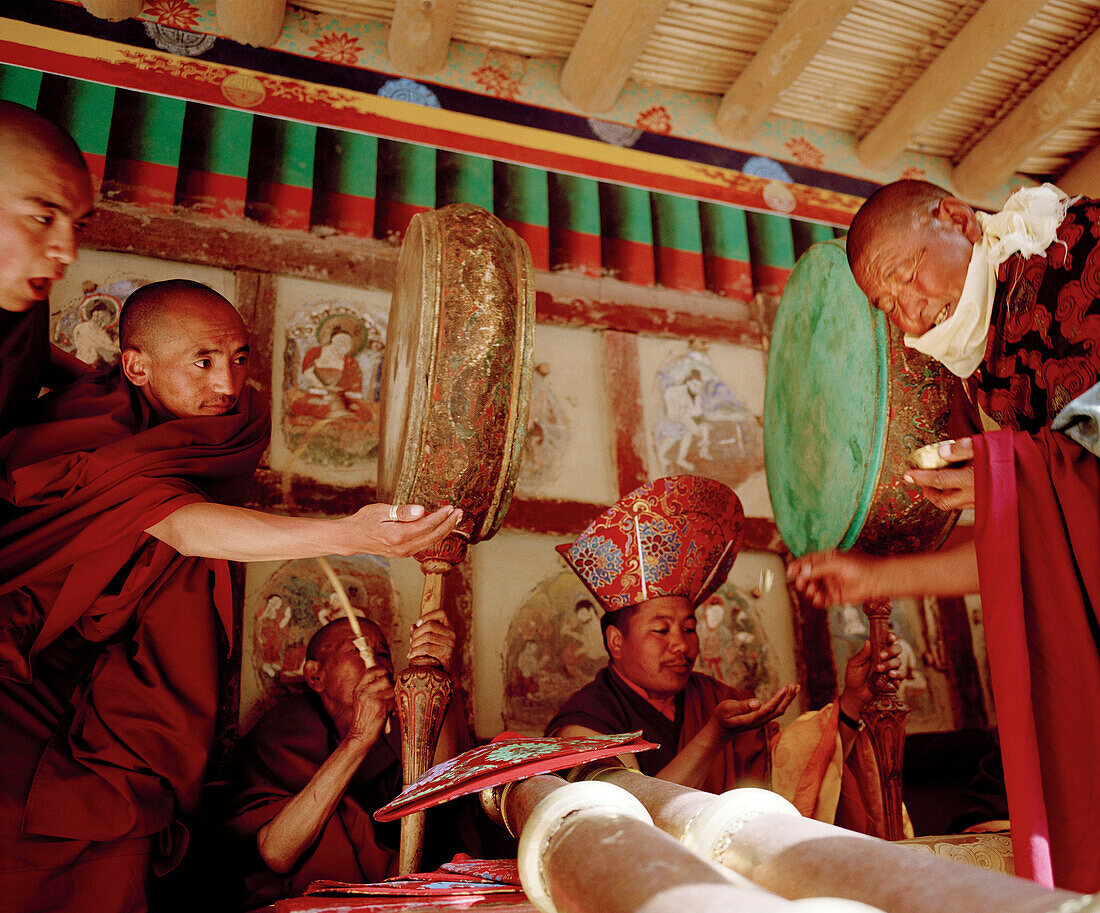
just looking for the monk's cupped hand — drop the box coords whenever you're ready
[787,550,879,608]
[714,683,799,736]
[407,608,456,671]
[348,666,395,748]
[904,437,975,511]
[346,503,463,558]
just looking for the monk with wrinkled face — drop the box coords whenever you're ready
[845,180,981,337]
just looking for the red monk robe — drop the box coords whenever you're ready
[972,428,1100,893]
[0,366,269,913]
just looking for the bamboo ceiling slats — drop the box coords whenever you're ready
[70,0,1100,194]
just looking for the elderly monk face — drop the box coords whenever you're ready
[0,132,94,313]
[305,619,393,733]
[607,595,699,700]
[122,286,250,419]
[851,197,980,337]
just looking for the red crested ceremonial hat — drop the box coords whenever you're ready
[556,476,744,612]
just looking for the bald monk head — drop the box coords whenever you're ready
[846,179,982,337]
[304,617,394,738]
[119,279,251,419]
[0,100,95,313]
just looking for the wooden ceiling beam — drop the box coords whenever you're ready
[1057,142,1100,196]
[560,0,671,114]
[216,0,287,48]
[715,0,859,143]
[953,27,1100,200]
[387,0,460,76]
[857,0,1045,172]
[79,0,142,20]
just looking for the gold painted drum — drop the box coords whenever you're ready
[763,239,960,557]
[378,202,535,567]
[376,202,535,875]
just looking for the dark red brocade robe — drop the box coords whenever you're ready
[0,368,269,913]
[973,429,1100,893]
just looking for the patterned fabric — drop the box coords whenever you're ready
[557,476,744,612]
[974,198,1100,433]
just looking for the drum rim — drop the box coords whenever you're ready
[839,303,889,550]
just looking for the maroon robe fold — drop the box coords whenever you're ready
[545,666,771,792]
[973,428,1100,893]
[225,693,403,910]
[0,367,269,911]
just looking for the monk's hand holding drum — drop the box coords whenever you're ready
[348,666,396,749]
[904,437,976,511]
[713,683,800,737]
[787,550,882,608]
[345,503,463,558]
[406,608,455,671]
[840,634,903,716]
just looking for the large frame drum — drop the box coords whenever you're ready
[764,238,960,559]
[763,238,961,839]
[378,202,535,873]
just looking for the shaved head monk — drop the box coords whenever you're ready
[0,279,461,912]
[789,181,1100,891]
[0,100,96,432]
[225,612,463,909]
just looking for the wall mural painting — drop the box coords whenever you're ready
[828,599,956,734]
[283,304,387,469]
[652,345,764,488]
[248,555,398,719]
[502,569,778,736]
[53,280,139,367]
[515,363,570,495]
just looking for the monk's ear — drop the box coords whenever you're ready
[303,659,323,692]
[933,197,982,245]
[120,348,150,387]
[606,624,623,662]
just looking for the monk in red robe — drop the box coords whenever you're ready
[546,476,901,835]
[0,279,462,913]
[789,181,1100,891]
[225,612,462,909]
[0,101,95,433]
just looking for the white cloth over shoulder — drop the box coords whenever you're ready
[904,184,1076,378]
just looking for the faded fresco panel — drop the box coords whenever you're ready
[635,336,771,517]
[49,250,234,367]
[239,552,429,732]
[269,277,392,488]
[515,324,616,505]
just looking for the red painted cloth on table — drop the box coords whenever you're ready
[972,428,1100,893]
[973,198,1100,434]
[0,367,268,911]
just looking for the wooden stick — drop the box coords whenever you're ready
[315,556,391,734]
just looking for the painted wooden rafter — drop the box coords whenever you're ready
[388,0,460,77]
[715,0,859,144]
[560,0,671,115]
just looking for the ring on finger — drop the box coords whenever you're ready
[389,504,400,522]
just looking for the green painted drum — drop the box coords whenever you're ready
[764,239,959,557]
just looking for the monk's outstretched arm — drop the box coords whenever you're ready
[146,501,462,561]
[658,685,799,790]
[787,532,979,609]
[258,669,392,874]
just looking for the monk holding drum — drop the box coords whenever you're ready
[788,180,1100,893]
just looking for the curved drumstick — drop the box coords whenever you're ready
[315,556,391,734]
